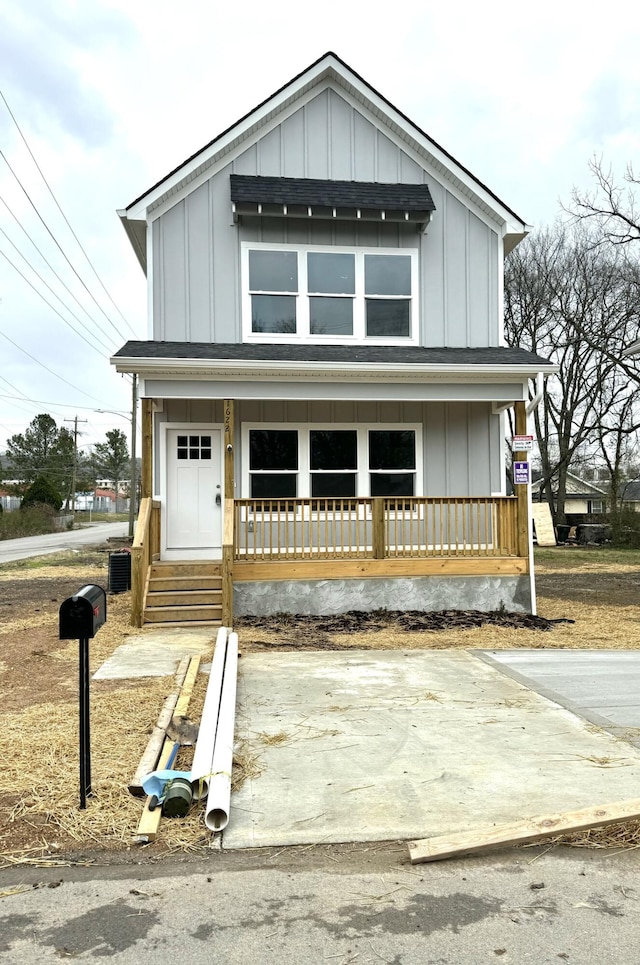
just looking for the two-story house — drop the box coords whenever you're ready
[112,52,556,628]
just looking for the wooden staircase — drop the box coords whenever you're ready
[143,561,223,627]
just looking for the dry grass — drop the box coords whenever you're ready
[3,546,640,861]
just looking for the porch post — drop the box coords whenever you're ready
[372,498,386,559]
[514,401,529,558]
[141,399,153,498]
[222,401,235,628]
[223,399,235,497]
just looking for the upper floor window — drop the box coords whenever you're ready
[242,243,418,344]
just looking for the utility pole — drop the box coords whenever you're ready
[65,416,87,514]
[128,374,137,540]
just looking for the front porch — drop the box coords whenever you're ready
[130,491,529,627]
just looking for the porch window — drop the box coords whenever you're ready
[249,429,298,497]
[243,243,417,344]
[369,430,416,496]
[245,425,419,499]
[310,430,357,497]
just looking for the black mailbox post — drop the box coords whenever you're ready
[59,585,107,809]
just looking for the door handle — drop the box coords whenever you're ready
[215,493,221,507]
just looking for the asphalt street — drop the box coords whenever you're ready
[1,845,638,963]
[0,521,129,564]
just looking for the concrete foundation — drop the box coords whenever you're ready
[234,574,532,616]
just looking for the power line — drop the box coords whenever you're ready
[0,226,118,354]
[0,90,138,338]
[0,147,130,343]
[0,248,117,357]
[0,194,118,352]
[0,327,105,403]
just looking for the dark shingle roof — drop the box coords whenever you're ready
[113,341,553,368]
[230,175,436,213]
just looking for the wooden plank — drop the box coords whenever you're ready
[135,740,179,842]
[128,656,190,795]
[233,557,528,580]
[173,655,201,719]
[532,503,556,547]
[408,798,640,864]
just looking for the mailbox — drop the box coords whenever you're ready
[59,585,107,640]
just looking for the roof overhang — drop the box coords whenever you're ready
[111,353,558,385]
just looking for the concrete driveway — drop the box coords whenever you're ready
[479,649,640,748]
[222,649,640,850]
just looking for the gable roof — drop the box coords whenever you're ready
[119,52,529,272]
[531,472,608,497]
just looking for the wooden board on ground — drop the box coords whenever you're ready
[408,798,640,864]
[532,503,556,546]
[135,740,179,842]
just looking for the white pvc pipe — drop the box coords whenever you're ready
[204,631,239,831]
[190,626,228,798]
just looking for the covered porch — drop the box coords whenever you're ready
[130,396,532,628]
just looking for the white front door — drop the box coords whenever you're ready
[165,428,222,558]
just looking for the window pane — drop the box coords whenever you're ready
[250,430,298,470]
[190,448,199,460]
[366,299,410,337]
[311,473,356,497]
[177,436,187,447]
[310,297,353,335]
[311,430,357,470]
[251,474,297,498]
[308,253,355,294]
[201,436,211,447]
[365,255,411,296]
[249,250,298,292]
[370,473,414,496]
[369,431,415,470]
[177,448,188,460]
[201,449,211,460]
[252,294,296,333]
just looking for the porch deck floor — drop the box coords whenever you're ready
[222,649,640,849]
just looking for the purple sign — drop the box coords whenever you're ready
[514,461,530,485]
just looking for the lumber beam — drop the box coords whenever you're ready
[135,740,179,842]
[128,656,190,796]
[408,798,640,864]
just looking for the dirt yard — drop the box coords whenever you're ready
[1,543,640,868]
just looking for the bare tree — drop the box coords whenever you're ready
[505,224,640,524]
[570,158,640,247]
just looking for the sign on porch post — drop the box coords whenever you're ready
[513,402,530,559]
[514,461,531,485]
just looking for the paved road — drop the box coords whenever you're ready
[0,521,129,564]
[479,649,640,747]
[0,845,638,963]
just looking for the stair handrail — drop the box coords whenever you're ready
[131,496,154,627]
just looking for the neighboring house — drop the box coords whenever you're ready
[619,481,640,511]
[531,472,607,516]
[112,52,556,627]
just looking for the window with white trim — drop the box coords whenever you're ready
[242,243,418,344]
[246,425,419,499]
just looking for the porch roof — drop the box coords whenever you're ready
[112,341,556,381]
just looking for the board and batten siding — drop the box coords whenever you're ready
[152,89,501,348]
[155,399,501,499]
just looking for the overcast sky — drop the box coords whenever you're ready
[1,0,639,456]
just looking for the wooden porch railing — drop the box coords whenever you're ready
[221,498,234,626]
[233,496,519,562]
[130,496,160,627]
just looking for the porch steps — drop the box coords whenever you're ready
[143,561,223,627]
